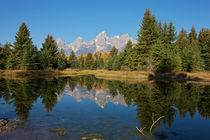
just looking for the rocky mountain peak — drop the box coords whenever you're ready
[56,31,137,56]
[75,36,84,42]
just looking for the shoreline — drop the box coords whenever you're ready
[0,69,210,83]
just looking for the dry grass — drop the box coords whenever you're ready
[186,71,210,81]
[0,69,210,83]
[60,69,151,80]
[0,70,60,75]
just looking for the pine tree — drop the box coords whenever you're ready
[69,51,78,69]
[78,54,85,69]
[134,9,161,71]
[0,43,11,69]
[112,56,121,70]
[175,28,204,71]
[162,21,169,45]
[85,52,94,69]
[120,40,133,71]
[199,28,210,70]
[41,34,58,69]
[175,28,190,71]
[189,26,197,43]
[110,46,118,57]
[57,49,67,70]
[155,47,182,72]
[6,22,39,70]
[94,52,104,69]
[188,27,204,71]
[189,41,204,71]
[107,56,115,70]
[21,41,40,70]
[167,21,176,44]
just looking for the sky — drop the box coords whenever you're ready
[0,0,210,49]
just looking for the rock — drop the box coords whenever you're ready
[49,127,69,136]
[0,118,21,133]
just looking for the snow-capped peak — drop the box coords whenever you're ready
[56,31,137,56]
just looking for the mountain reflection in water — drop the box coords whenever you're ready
[0,75,209,139]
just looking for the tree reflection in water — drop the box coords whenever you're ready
[0,76,209,133]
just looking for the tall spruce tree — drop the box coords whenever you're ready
[57,49,67,70]
[199,28,210,70]
[188,27,204,71]
[155,21,181,72]
[69,51,78,68]
[110,46,118,57]
[120,40,133,71]
[167,21,176,44]
[85,52,94,69]
[175,28,190,71]
[6,22,39,70]
[162,21,169,45]
[94,52,104,69]
[189,26,198,43]
[0,43,11,69]
[41,34,58,69]
[134,9,162,71]
[107,46,119,70]
[112,56,122,70]
[78,54,85,69]
[175,28,204,71]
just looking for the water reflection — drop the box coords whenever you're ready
[0,76,209,139]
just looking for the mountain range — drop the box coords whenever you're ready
[56,31,137,56]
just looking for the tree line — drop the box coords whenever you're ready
[105,9,210,72]
[0,23,67,70]
[0,9,209,72]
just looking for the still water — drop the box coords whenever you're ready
[0,75,209,139]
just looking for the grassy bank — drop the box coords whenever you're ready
[0,70,61,77]
[0,69,210,83]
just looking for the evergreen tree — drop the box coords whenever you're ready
[107,46,119,70]
[21,42,40,70]
[175,28,190,71]
[189,41,204,71]
[162,21,169,45]
[167,21,176,44]
[12,22,30,69]
[41,34,58,69]
[120,40,133,71]
[199,28,210,70]
[57,49,67,70]
[155,47,182,72]
[189,26,198,43]
[6,22,39,70]
[94,52,104,69]
[0,43,11,69]
[78,54,85,69]
[175,28,204,71]
[85,52,94,69]
[107,56,115,70]
[154,21,181,72]
[112,56,122,70]
[109,46,118,57]
[69,51,78,69]
[134,9,161,71]
[188,27,204,71]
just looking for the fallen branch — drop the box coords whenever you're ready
[136,126,146,135]
[136,114,165,136]
[150,115,165,135]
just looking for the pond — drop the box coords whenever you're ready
[0,75,209,139]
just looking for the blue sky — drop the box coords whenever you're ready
[0,0,210,49]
